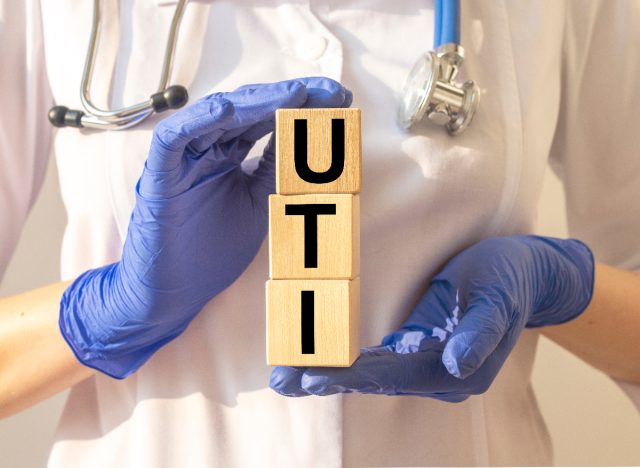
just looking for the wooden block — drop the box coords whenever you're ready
[266,278,360,367]
[269,194,359,279]
[276,108,361,195]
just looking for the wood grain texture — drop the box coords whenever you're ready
[266,278,360,367]
[276,108,361,195]
[269,194,359,279]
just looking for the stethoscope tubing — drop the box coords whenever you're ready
[80,0,188,123]
[434,0,460,48]
[49,0,189,129]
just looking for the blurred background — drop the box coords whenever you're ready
[0,158,639,467]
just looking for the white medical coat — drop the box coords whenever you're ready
[1,0,639,466]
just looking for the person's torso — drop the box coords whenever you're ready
[41,1,564,466]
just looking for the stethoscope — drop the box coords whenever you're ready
[48,0,190,130]
[49,0,479,135]
[398,0,480,134]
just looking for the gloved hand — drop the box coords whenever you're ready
[270,235,594,401]
[60,77,353,379]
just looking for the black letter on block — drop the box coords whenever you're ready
[301,290,315,354]
[284,203,336,268]
[285,204,337,268]
[294,118,345,184]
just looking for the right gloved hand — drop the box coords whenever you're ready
[270,235,593,401]
[59,77,353,379]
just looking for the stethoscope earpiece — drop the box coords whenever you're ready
[150,85,189,113]
[48,106,84,128]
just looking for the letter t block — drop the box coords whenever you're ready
[269,193,359,279]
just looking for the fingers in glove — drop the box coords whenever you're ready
[148,97,234,172]
[243,77,352,205]
[301,76,353,108]
[245,134,276,205]
[441,296,510,379]
[269,365,309,397]
[189,80,308,152]
[233,76,351,107]
[381,281,460,353]
[226,77,353,144]
[271,341,506,399]
[270,345,443,397]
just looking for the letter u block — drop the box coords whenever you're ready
[266,278,360,366]
[276,108,361,194]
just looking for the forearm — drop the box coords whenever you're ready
[542,263,640,384]
[0,281,93,419]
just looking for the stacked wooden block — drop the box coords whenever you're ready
[266,108,361,367]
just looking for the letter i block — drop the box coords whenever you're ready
[269,194,359,279]
[266,278,360,366]
[276,108,361,194]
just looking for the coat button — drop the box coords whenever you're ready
[295,34,328,61]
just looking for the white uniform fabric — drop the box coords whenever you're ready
[1,0,639,466]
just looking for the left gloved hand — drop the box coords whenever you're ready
[270,235,594,402]
[60,78,352,379]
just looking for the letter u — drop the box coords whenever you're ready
[294,118,345,184]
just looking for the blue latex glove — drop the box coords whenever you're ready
[270,236,594,401]
[60,77,352,379]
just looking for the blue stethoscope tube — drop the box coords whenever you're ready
[434,0,460,47]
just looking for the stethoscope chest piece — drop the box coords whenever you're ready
[398,44,480,135]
